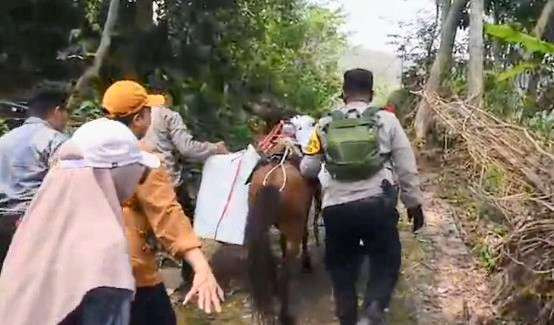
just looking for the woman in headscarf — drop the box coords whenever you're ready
[0,118,160,325]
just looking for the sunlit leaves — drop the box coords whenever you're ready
[496,62,539,81]
[485,23,554,54]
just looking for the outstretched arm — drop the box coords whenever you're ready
[166,111,228,162]
[389,116,422,209]
[183,248,224,314]
[136,168,224,313]
[388,115,425,232]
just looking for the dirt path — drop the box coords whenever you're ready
[164,161,498,324]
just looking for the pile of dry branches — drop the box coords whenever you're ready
[425,94,553,320]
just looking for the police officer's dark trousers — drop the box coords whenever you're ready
[323,196,401,325]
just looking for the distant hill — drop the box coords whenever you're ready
[339,46,402,104]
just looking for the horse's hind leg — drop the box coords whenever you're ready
[301,226,312,273]
[280,241,301,325]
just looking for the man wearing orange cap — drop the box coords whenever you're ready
[103,81,224,325]
[102,80,166,139]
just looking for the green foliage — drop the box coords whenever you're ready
[526,111,554,139]
[384,88,418,125]
[0,0,83,77]
[485,24,554,54]
[484,71,522,116]
[446,72,469,97]
[0,119,8,137]
[227,125,253,151]
[83,0,104,31]
[496,62,539,81]
[72,99,104,123]
[475,243,497,272]
[146,0,345,146]
[484,59,553,139]
[222,1,345,114]
[0,0,345,148]
[485,0,548,31]
[483,164,506,194]
[1,0,344,148]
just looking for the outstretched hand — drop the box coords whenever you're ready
[183,269,224,314]
[407,205,425,233]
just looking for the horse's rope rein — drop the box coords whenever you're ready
[262,147,289,192]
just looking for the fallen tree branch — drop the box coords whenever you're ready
[425,93,554,322]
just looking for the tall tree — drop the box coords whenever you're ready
[135,0,154,32]
[532,0,554,39]
[414,0,468,139]
[440,0,452,26]
[525,0,554,99]
[68,0,120,110]
[468,0,484,106]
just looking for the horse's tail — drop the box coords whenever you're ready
[245,185,281,320]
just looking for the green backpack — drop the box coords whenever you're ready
[324,107,384,181]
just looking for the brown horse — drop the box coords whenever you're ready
[245,157,315,324]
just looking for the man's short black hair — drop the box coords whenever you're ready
[111,114,136,127]
[102,107,144,127]
[343,69,374,94]
[27,91,67,119]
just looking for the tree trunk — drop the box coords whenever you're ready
[135,0,154,32]
[440,0,452,27]
[468,0,484,107]
[526,0,554,99]
[67,0,120,111]
[534,0,554,39]
[414,0,468,139]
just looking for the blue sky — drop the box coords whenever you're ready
[313,0,435,53]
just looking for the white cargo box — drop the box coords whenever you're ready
[193,145,260,245]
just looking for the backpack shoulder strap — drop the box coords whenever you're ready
[361,106,381,119]
[329,110,345,120]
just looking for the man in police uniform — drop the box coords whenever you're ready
[301,69,424,325]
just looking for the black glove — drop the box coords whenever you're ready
[407,205,424,233]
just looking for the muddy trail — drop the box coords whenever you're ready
[163,158,498,324]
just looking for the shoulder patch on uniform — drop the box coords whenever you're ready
[304,128,322,155]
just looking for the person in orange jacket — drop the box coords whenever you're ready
[103,81,224,325]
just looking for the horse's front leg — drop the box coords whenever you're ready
[279,240,301,325]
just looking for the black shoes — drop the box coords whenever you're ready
[357,301,387,325]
